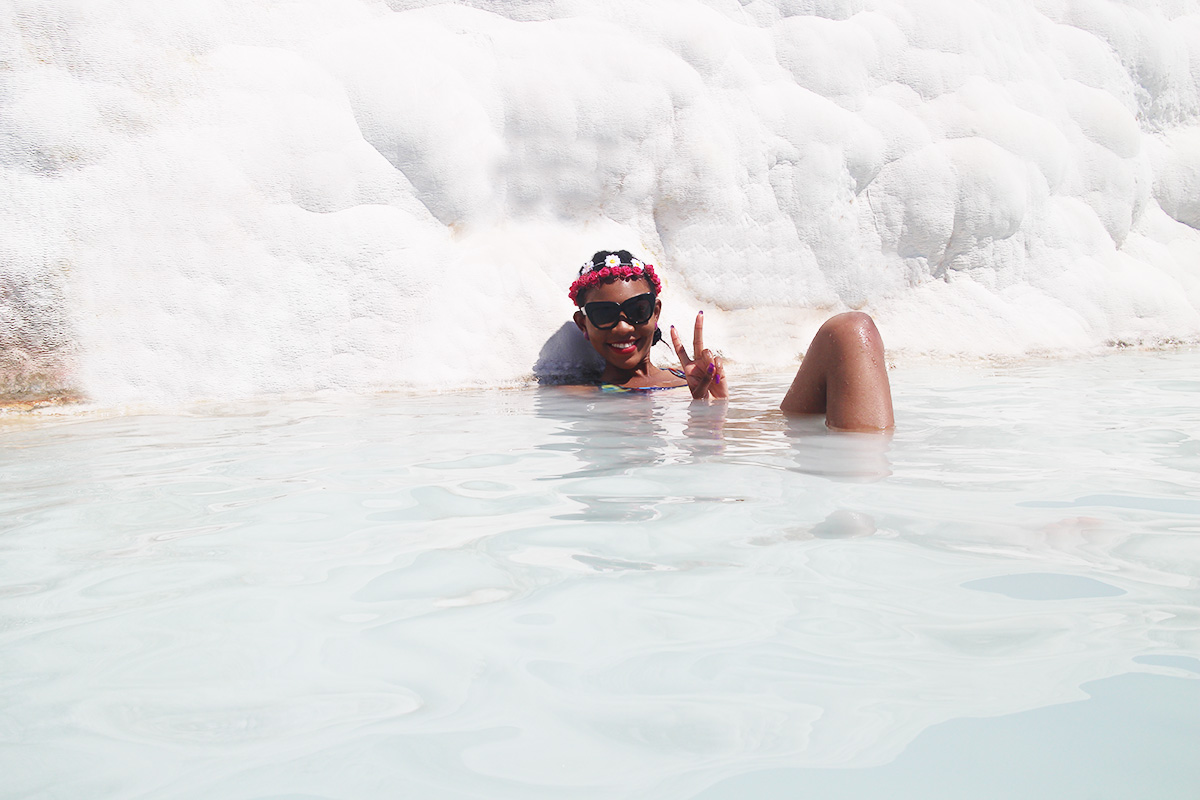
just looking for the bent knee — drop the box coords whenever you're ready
[818,312,883,350]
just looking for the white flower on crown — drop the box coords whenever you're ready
[631,259,644,271]
[604,254,622,268]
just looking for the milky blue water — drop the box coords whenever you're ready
[2,350,1199,799]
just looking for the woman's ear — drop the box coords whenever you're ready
[573,309,587,334]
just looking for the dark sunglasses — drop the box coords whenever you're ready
[582,293,656,329]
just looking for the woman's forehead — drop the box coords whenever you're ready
[584,277,653,303]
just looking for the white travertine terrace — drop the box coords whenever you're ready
[2,0,1199,402]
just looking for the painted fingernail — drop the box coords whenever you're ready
[699,310,704,315]
[714,375,721,384]
[707,364,715,374]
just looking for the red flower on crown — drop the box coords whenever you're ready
[568,259,662,305]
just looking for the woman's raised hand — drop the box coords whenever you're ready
[670,311,728,400]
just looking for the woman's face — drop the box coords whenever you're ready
[573,277,661,372]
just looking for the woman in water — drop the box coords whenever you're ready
[570,250,894,431]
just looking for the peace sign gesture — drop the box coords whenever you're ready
[670,311,728,400]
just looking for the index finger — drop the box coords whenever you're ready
[693,311,705,356]
[670,325,691,365]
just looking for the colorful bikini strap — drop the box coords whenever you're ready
[569,253,662,306]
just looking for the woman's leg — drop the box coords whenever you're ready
[780,312,894,431]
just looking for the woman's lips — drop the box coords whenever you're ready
[607,338,639,355]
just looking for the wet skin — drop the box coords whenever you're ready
[780,312,894,431]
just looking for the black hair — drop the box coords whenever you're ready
[580,250,640,275]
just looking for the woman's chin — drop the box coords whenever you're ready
[600,341,648,370]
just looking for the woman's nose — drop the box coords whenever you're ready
[611,318,636,333]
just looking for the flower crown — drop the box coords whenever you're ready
[568,253,663,306]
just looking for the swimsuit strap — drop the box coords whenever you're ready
[599,368,688,393]
[599,383,684,393]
